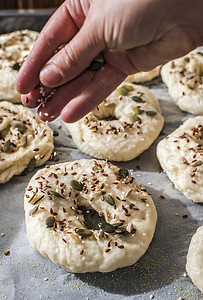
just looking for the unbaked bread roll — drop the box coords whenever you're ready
[0,101,54,183]
[157,116,203,203]
[65,82,164,161]
[161,49,203,115]
[186,226,203,293]
[0,30,39,103]
[25,159,157,273]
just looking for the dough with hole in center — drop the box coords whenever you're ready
[25,159,157,273]
[65,82,164,161]
[0,29,39,103]
[161,49,203,115]
[0,101,54,183]
[157,116,203,203]
[186,226,203,293]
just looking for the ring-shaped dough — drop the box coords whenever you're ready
[25,159,157,273]
[157,116,203,203]
[161,49,203,115]
[65,82,164,161]
[0,30,39,103]
[0,101,54,183]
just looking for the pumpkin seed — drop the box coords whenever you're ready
[99,222,115,233]
[133,107,143,115]
[27,158,36,172]
[86,54,104,71]
[197,51,203,56]
[114,230,128,238]
[116,85,133,96]
[131,96,143,102]
[49,190,65,199]
[187,84,194,90]
[3,139,12,152]
[81,220,92,229]
[0,125,10,139]
[20,135,27,147]
[12,62,21,70]
[112,222,124,228]
[76,228,93,237]
[146,111,157,116]
[45,216,55,228]
[118,168,129,178]
[116,87,129,96]
[124,85,134,91]
[104,194,115,206]
[115,227,127,234]
[70,180,83,191]
[130,115,141,123]
[114,231,128,238]
[13,122,27,133]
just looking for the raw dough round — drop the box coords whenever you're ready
[161,49,203,115]
[25,159,157,273]
[0,29,39,103]
[186,226,203,293]
[0,101,54,183]
[65,82,164,161]
[157,116,203,203]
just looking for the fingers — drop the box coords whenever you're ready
[61,64,126,123]
[16,1,80,94]
[21,85,53,108]
[36,71,94,122]
[39,13,105,88]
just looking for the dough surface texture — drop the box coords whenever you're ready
[65,82,164,161]
[0,30,39,103]
[0,101,54,183]
[161,49,203,115]
[126,66,161,83]
[186,226,203,293]
[25,159,157,273]
[157,116,203,203]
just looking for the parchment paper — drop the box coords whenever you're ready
[0,16,203,300]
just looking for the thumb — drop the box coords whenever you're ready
[39,16,105,88]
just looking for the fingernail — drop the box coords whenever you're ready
[40,64,62,86]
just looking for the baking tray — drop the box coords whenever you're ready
[0,15,202,300]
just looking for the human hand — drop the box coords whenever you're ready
[16,0,203,123]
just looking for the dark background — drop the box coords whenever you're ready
[0,0,64,9]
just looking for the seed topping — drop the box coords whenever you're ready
[70,180,83,191]
[104,194,115,206]
[45,216,55,228]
